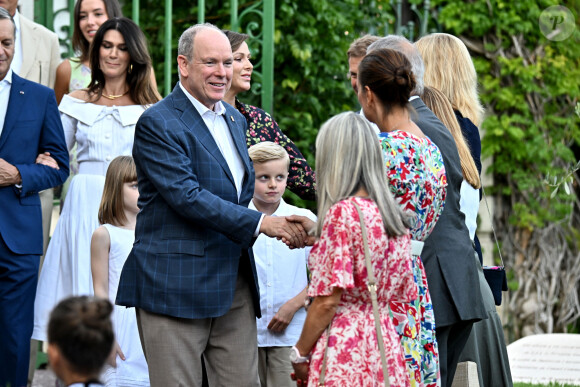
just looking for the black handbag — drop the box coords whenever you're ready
[482,188,508,306]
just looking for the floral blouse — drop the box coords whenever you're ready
[379,130,447,387]
[236,100,316,200]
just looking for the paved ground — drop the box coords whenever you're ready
[31,369,57,387]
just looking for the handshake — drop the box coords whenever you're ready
[259,215,317,249]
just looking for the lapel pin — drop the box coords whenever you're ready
[20,91,24,94]
[230,115,235,122]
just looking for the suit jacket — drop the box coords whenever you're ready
[116,84,263,319]
[0,73,69,255]
[411,98,486,327]
[19,14,61,88]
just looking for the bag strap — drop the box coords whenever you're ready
[482,187,505,267]
[318,324,331,386]
[353,201,391,387]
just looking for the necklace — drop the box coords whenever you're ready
[102,90,129,100]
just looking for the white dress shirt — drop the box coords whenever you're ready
[459,180,479,241]
[0,69,13,138]
[179,83,264,235]
[249,199,317,347]
[179,82,245,199]
[359,108,380,134]
[10,10,23,75]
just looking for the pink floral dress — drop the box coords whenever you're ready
[307,197,416,387]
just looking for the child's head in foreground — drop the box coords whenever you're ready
[47,296,114,383]
[248,141,290,214]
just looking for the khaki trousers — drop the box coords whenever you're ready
[137,273,260,387]
[258,347,294,387]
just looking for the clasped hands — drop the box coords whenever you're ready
[259,215,316,249]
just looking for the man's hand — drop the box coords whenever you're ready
[286,215,316,234]
[0,158,21,186]
[284,215,317,248]
[260,216,307,248]
[36,152,60,169]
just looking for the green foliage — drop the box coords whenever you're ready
[432,0,580,229]
[133,0,396,209]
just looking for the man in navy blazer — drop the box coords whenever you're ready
[116,24,305,386]
[0,8,69,387]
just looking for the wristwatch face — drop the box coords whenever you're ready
[290,346,308,363]
[289,347,299,362]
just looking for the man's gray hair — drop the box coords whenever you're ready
[177,23,224,61]
[367,35,424,95]
[0,7,15,37]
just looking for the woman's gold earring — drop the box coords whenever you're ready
[128,64,133,74]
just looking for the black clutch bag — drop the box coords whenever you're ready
[482,265,508,306]
[482,188,508,306]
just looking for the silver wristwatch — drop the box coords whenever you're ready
[289,346,310,364]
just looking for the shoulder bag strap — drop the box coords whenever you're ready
[318,324,331,386]
[482,187,505,267]
[353,202,391,387]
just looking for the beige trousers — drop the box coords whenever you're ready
[137,273,260,387]
[258,347,294,387]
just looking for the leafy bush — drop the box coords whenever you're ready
[432,0,580,338]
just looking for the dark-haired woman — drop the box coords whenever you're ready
[48,296,114,386]
[223,30,315,200]
[357,48,446,387]
[54,0,123,105]
[33,17,161,343]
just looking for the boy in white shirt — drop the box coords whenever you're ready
[248,142,316,387]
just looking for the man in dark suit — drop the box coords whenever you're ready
[0,8,69,387]
[116,24,305,387]
[367,36,487,387]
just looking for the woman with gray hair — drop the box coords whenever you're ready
[291,112,415,386]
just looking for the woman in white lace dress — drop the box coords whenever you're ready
[33,17,160,342]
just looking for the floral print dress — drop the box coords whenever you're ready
[307,197,416,387]
[379,130,447,387]
[236,100,316,200]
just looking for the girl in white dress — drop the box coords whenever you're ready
[91,156,149,387]
[33,17,161,343]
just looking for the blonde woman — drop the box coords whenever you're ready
[421,86,513,387]
[416,33,484,176]
[291,112,415,387]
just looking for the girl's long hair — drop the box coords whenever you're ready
[72,0,123,62]
[98,156,137,226]
[416,33,484,126]
[421,86,481,189]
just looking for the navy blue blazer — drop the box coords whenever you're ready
[116,84,263,319]
[0,73,69,255]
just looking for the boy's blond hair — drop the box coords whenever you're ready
[248,141,290,169]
